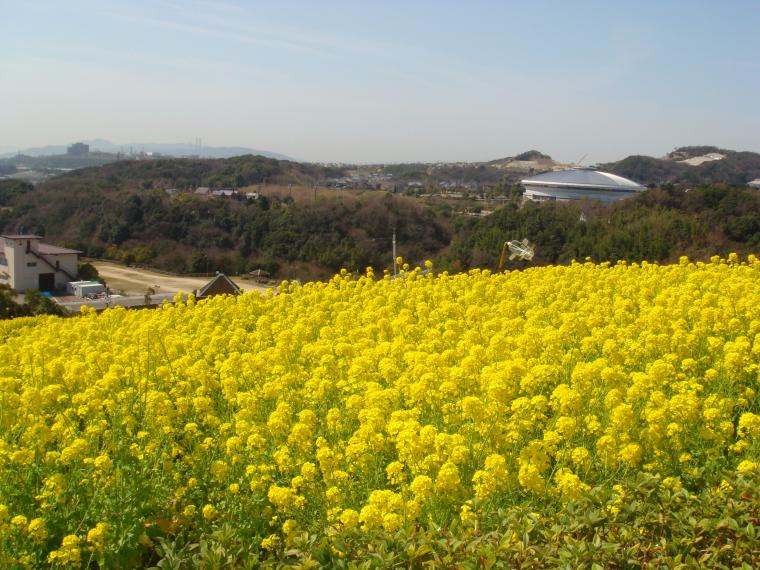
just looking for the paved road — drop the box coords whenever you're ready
[56,293,178,312]
[56,287,275,312]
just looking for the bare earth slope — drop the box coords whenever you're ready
[93,261,267,295]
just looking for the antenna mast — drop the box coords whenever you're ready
[392,228,397,276]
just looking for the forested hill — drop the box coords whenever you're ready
[0,156,451,279]
[0,178,451,280]
[442,184,760,271]
[2,153,760,280]
[39,154,344,190]
[601,147,760,186]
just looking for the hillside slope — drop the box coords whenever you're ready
[2,152,760,280]
[443,184,760,270]
[0,158,451,278]
[601,147,760,186]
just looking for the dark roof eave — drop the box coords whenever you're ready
[37,244,83,255]
[197,273,242,297]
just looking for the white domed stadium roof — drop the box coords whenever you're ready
[521,167,645,203]
[522,167,645,192]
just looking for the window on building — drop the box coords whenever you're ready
[27,262,37,267]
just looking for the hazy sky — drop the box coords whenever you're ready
[1,0,759,163]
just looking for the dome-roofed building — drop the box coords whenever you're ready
[521,167,645,203]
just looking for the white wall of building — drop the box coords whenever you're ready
[524,185,641,204]
[51,253,78,289]
[1,237,79,292]
[67,281,105,297]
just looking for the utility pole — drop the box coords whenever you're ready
[392,228,397,276]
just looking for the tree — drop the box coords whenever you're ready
[0,285,26,319]
[78,262,99,281]
[121,251,136,266]
[124,194,144,224]
[23,289,65,316]
[188,251,210,274]
[144,287,156,307]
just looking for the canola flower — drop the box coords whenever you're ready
[0,256,758,566]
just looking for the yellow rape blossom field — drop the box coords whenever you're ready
[1,256,759,568]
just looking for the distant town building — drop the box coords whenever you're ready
[67,142,90,156]
[749,179,760,190]
[0,235,80,292]
[521,167,645,203]
[195,273,242,299]
[195,187,211,195]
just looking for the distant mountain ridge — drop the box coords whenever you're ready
[486,146,760,186]
[0,139,291,161]
[3,141,759,187]
[600,146,760,187]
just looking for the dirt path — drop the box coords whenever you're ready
[93,261,268,296]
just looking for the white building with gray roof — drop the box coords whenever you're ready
[0,234,80,292]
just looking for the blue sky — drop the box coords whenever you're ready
[1,0,758,163]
